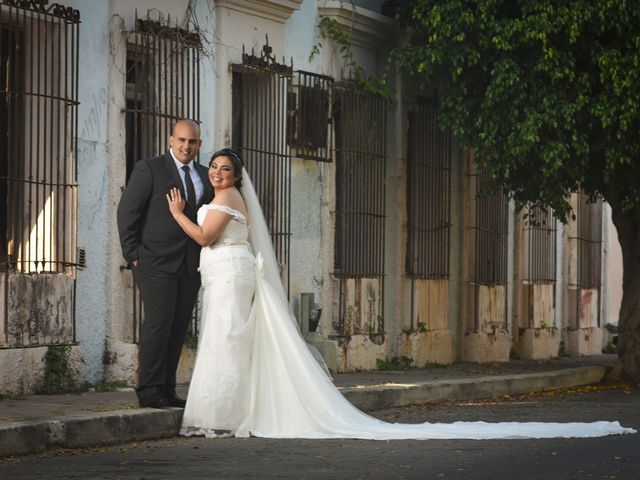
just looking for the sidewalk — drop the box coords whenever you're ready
[0,355,618,457]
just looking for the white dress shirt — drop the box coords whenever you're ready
[170,148,204,205]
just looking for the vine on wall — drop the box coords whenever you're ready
[311,15,391,100]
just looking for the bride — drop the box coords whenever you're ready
[166,147,635,440]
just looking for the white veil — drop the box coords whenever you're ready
[240,167,331,376]
[240,168,289,306]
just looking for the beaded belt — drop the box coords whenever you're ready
[213,240,251,248]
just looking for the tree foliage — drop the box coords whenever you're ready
[389,0,640,381]
[391,0,640,221]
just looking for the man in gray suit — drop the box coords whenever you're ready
[117,119,214,408]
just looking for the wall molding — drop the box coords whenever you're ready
[318,0,396,48]
[215,0,303,23]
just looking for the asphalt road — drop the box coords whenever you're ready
[2,384,638,480]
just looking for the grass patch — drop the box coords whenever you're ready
[376,356,413,371]
[35,345,132,395]
[35,345,83,395]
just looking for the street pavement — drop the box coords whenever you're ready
[1,383,638,479]
[0,354,633,459]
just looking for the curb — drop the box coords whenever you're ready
[0,408,183,457]
[342,366,608,411]
[0,365,607,457]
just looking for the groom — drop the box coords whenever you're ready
[117,119,214,408]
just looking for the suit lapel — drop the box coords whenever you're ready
[163,151,184,192]
[162,151,191,211]
[195,161,213,206]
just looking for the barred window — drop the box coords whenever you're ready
[333,81,386,278]
[469,161,509,285]
[124,17,201,181]
[519,205,557,329]
[575,193,602,289]
[406,102,451,279]
[467,158,509,332]
[523,206,556,284]
[1,1,80,274]
[332,82,386,337]
[0,0,80,348]
[566,192,603,330]
[231,46,292,292]
[287,70,332,162]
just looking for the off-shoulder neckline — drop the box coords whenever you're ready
[202,203,247,223]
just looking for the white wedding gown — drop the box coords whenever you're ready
[179,172,635,440]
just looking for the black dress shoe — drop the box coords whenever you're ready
[166,390,186,408]
[138,395,169,408]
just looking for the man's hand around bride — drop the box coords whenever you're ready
[166,187,186,216]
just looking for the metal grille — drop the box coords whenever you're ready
[288,70,332,162]
[567,193,603,330]
[333,81,386,277]
[469,160,509,285]
[123,16,201,343]
[0,0,80,274]
[333,81,386,337]
[519,206,557,330]
[405,102,451,279]
[523,206,556,283]
[124,16,200,181]
[468,158,509,332]
[231,42,292,293]
[575,193,602,289]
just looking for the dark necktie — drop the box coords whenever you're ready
[182,165,196,210]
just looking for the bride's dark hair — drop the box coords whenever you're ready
[210,148,244,189]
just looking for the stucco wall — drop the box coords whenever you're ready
[73,0,111,383]
[603,204,623,328]
[1,274,75,347]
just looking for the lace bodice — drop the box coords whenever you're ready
[197,203,249,245]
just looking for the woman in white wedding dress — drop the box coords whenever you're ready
[167,148,635,440]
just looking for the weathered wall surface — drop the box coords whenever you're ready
[72,0,111,383]
[0,345,82,395]
[1,274,74,347]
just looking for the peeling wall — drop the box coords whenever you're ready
[0,345,82,395]
[335,334,386,372]
[1,274,74,347]
[72,0,111,383]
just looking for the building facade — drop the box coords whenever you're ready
[0,0,621,394]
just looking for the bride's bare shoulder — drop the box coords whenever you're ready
[212,188,247,217]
